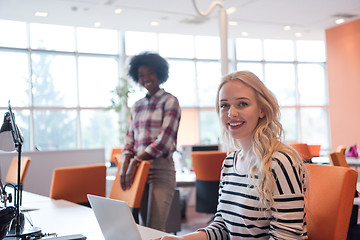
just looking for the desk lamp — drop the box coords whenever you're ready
[0,101,41,239]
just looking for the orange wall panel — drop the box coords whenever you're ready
[326,18,360,151]
[177,109,199,145]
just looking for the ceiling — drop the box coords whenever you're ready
[1,0,360,40]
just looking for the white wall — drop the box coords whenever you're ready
[0,148,105,196]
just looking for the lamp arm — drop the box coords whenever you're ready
[192,0,224,16]
[15,143,22,232]
[6,101,23,233]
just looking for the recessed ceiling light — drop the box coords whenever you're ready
[34,11,48,17]
[295,32,303,37]
[283,25,291,31]
[226,7,236,15]
[241,32,249,37]
[114,8,122,14]
[94,22,101,27]
[336,18,345,24]
[228,21,238,26]
[151,21,159,26]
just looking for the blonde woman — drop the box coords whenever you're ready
[156,71,308,239]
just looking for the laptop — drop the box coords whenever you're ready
[87,194,142,240]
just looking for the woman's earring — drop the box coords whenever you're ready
[259,111,264,119]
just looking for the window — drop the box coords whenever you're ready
[199,109,220,144]
[264,39,294,61]
[297,64,326,106]
[33,110,77,150]
[76,27,118,54]
[165,59,197,107]
[159,34,194,58]
[195,36,220,60]
[31,52,77,107]
[125,31,158,56]
[0,51,30,106]
[81,110,120,150]
[30,23,75,51]
[237,38,329,149]
[296,40,326,62]
[236,38,262,61]
[265,63,296,106]
[196,61,221,107]
[78,56,119,107]
[0,20,329,157]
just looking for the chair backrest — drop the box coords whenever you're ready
[329,152,350,168]
[192,151,227,214]
[191,151,227,181]
[110,148,122,166]
[113,153,122,166]
[307,144,321,157]
[336,145,347,155]
[288,143,312,161]
[109,161,150,209]
[49,164,106,204]
[6,156,31,185]
[305,164,358,240]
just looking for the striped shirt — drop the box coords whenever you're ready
[203,151,307,239]
[123,89,181,159]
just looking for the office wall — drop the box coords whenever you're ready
[0,149,105,196]
[177,109,199,146]
[326,18,360,151]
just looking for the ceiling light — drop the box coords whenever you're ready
[228,21,238,26]
[94,22,101,27]
[241,32,249,37]
[151,21,159,26]
[226,7,236,15]
[283,25,291,31]
[114,8,122,14]
[34,11,48,17]
[295,32,303,37]
[336,18,345,24]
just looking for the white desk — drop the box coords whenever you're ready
[176,171,195,188]
[9,191,167,240]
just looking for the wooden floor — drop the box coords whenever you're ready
[177,205,213,236]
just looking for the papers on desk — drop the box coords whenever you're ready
[42,234,87,239]
[20,206,40,212]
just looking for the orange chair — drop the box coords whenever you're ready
[288,143,313,162]
[305,164,358,240]
[191,151,227,215]
[49,164,106,207]
[308,144,321,157]
[110,148,122,166]
[6,156,31,185]
[112,153,122,166]
[329,150,360,239]
[329,152,350,168]
[5,156,31,207]
[109,160,150,223]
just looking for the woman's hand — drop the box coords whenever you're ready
[152,231,207,240]
[120,155,131,190]
[124,158,140,189]
[152,236,182,240]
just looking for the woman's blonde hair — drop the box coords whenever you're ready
[215,71,303,208]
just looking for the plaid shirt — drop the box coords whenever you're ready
[123,89,181,159]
